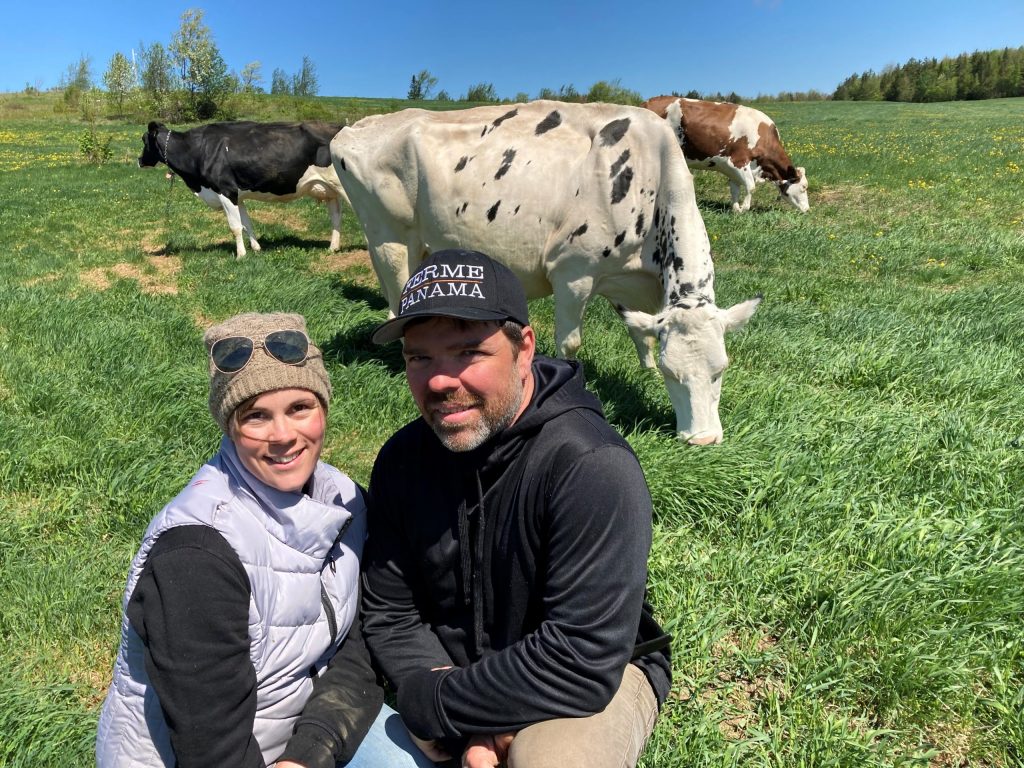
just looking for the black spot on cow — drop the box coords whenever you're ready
[609,149,631,178]
[461,202,469,214]
[492,108,519,128]
[614,230,626,247]
[455,156,469,172]
[339,157,347,172]
[611,166,633,204]
[679,281,694,295]
[495,148,516,180]
[599,118,630,146]
[635,212,645,236]
[653,207,661,230]
[569,223,588,242]
[535,111,562,135]
[697,274,711,289]
[602,247,611,258]
[487,201,501,221]
[514,205,520,215]
[576,188,580,197]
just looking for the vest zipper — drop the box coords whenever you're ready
[320,582,338,645]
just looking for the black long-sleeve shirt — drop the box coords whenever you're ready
[127,525,382,768]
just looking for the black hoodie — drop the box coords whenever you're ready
[362,356,671,742]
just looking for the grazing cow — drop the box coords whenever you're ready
[138,120,347,257]
[643,96,809,213]
[331,101,761,444]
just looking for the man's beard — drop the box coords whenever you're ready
[426,367,525,452]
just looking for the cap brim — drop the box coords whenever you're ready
[371,307,515,344]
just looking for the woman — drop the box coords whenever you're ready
[96,312,434,768]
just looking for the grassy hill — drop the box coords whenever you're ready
[0,94,1021,766]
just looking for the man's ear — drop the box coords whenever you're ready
[518,325,537,376]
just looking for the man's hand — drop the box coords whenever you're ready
[274,762,305,768]
[461,733,515,768]
[409,732,453,763]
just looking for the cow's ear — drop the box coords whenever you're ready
[148,121,162,133]
[721,296,762,332]
[620,309,659,337]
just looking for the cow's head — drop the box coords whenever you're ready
[779,166,809,212]
[138,121,167,168]
[622,296,761,444]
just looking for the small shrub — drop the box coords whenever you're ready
[79,126,113,164]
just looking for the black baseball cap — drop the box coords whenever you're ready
[372,249,530,344]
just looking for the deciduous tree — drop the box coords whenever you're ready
[102,51,135,114]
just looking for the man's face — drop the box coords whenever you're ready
[402,318,535,452]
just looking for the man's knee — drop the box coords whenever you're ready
[506,665,658,768]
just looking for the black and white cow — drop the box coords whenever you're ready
[331,101,761,444]
[139,120,347,257]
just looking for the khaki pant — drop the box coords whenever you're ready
[506,664,659,768]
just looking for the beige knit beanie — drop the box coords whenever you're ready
[204,312,332,434]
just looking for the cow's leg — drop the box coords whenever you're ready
[213,194,248,258]
[552,277,592,359]
[728,180,743,213]
[366,240,410,316]
[237,202,262,254]
[720,163,754,213]
[326,198,342,252]
[625,319,657,368]
[737,168,756,212]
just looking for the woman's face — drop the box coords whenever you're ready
[229,388,325,493]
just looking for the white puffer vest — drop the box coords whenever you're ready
[95,437,365,767]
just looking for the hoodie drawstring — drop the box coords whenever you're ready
[457,470,487,658]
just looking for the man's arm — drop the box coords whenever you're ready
[399,444,654,740]
[360,474,457,686]
[127,525,265,768]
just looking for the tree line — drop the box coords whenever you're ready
[832,47,1024,102]
[49,14,1024,126]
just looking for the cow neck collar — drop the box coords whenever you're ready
[159,129,171,166]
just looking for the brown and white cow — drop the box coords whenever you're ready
[139,120,348,257]
[643,96,809,213]
[331,101,761,444]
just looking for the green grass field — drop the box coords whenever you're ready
[0,93,1021,767]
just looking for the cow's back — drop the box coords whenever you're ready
[192,121,342,198]
[333,101,700,298]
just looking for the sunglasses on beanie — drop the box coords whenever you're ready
[210,330,310,374]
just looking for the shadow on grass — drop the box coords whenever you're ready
[157,234,335,257]
[331,279,389,311]
[583,362,676,438]
[321,317,406,374]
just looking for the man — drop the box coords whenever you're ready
[362,249,671,768]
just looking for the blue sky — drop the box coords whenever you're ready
[3,1,1022,99]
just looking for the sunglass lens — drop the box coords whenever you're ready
[212,336,254,373]
[265,330,309,365]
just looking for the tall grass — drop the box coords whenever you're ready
[0,94,1021,766]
